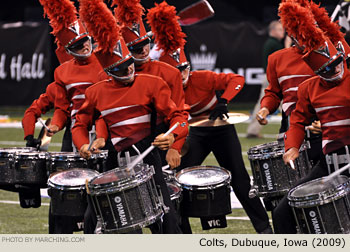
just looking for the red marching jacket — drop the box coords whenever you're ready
[51,54,104,129]
[184,71,244,116]
[22,83,68,139]
[72,74,189,153]
[260,46,315,116]
[136,60,185,108]
[285,70,350,154]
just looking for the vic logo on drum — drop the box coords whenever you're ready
[262,163,274,191]
[114,196,128,226]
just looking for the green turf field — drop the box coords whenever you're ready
[0,117,279,234]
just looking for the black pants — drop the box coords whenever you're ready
[177,125,270,233]
[83,136,182,234]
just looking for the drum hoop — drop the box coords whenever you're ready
[175,165,231,190]
[15,152,46,160]
[89,174,153,195]
[88,165,154,194]
[288,176,350,207]
[167,182,182,199]
[48,168,99,190]
[48,152,84,161]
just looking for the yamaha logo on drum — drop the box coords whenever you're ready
[114,196,128,226]
[308,210,322,234]
[262,163,274,191]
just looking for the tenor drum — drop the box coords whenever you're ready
[288,175,350,234]
[88,163,164,233]
[48,168,100,216]
[175,166,232,217]
[0,147,40,184]
[47,152,88,174]
[88,150,108,173]
[248,141,311,197]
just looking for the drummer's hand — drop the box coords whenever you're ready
[25,135,41,148]
[46,124,59,137]
[283,147,299,166]
[89,138,106,153]
[152,133,175,150]
[307,120,322,134]
[79,144,92,159]
[209,98,228,121]
[256,107,269,125]
[166,148,181,169]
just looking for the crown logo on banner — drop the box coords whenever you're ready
[190,44,217,70]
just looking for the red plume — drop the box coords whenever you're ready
[113,0,144,27]
[309,1,344,44]
[279,2,326,51]
[39,0,77,34]
[146,1,186,55]
[79,0,120,54]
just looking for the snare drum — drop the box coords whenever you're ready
[88,163,164,233]
[47,152,88,174]
[0,147,39,184]
[248,141,311,197]
[175,166,232,217]
[288,175,350,234]
[88,150,108,173]
[48,168,100,216]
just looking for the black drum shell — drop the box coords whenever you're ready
[248,141,311,197]
[0,147,37,185]
[88,164,163,233]
[180,184,232,217]
[48,187,87,217]
[47,152,88,175]
[89,176,163,233]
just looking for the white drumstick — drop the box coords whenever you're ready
[289,160,295,170]
[38,118,51,132]
[324,163,350,181]
[126,122,179,172]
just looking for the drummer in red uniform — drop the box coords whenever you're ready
[73,0,188,234]
[100,0,187,169]
[147,1,272,234]
[38,0,109,234]
[272,1,350,233]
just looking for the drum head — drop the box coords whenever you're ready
[49,168,99,187]
[290,176,349,198]
[176,166,231,187]
[90,163,151,186]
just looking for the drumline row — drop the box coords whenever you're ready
[248,141,350,234]
[0,147,233,233]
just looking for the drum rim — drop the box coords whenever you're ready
[48,152,85,160]
[14,151,47,159]
[48,168,100,190]
[247,141,308,160]
[167,182,182,199]
[288,175,350,207]
[88,164,154,194]
[175,165,231,190]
